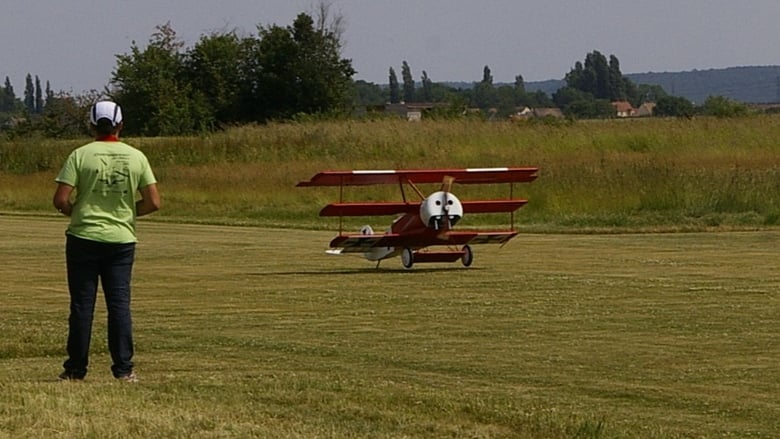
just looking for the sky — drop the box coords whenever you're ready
[3,1,779,94]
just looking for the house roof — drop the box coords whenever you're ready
[611,101,634,112]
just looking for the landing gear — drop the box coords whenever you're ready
[400,246,473,269]
[461,245,473,267]
[401,247,414,269]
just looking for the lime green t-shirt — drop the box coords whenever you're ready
[55,140,157,243]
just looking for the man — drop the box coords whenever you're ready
[53,100,160,382]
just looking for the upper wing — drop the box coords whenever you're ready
[297,167,538,187]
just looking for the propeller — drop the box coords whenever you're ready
[440,175,454,193]
[439,175,455,232]
[443,176,454,229]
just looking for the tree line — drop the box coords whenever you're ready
[1,75,52,121]
[1,12,751,138]
[2,7,355,138]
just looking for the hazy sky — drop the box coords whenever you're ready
[3,1,779,93]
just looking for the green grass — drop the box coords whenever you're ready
[2,116,777,437]
[1,215,777,438]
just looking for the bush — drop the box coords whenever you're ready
[701,95,749,118]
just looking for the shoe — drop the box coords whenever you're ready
[116,371,137,383]
[58,370,85,381]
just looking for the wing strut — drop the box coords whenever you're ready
[510,182,515,230]
[404,177,426,200]
[338,176,344,235]
[399,179,407,203]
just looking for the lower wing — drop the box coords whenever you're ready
[329,230,518,252]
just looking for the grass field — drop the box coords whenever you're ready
[1,214,777,438]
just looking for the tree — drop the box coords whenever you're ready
[313,0,345,43]
[39,91,101,138]
[700,95,748,118]
[243,12,355,121]
[653,95,694,118]
[184,31,246,125]
[482,65,493,85]
[24,74,35,113]
[3,77,13,93]
[401,61,414,103]
[553,86,590,111]
[636,84,667,105]
[512,74,553,108]
[112,22,213,135]
[566,61,592,97]
[420,71,433,102]
[514,75,525,94]
[496,84,518,118]
[427,82,462,105]
[388,67,399,104]
[107,8,356,132]
[552,86,612,118]
[289,12,355,115]
[558,50,646,118]
[565,50,637,102]
[472,65,497,110]
[527,90,554,108]
[241,24,297,121]
[45,81,53,106]
[0,77,17,113]
[568,98,615,119]
[350,80,385,107]
[35,76,43,114]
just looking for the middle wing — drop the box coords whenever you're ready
[320,202,417,217]
[320,199,528,217]
[462,199,528,213]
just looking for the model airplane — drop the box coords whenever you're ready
[297,167,538,268]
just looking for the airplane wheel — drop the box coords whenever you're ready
[401,247,414,269]
[461,245,473,267]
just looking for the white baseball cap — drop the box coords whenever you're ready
[90,101,123,126]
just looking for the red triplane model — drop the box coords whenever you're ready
[296,167,538,269]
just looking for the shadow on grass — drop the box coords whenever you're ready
[246,266,487,276]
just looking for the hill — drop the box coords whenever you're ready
[525,65,780,104]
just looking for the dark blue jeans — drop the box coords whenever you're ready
[64,234,135,378]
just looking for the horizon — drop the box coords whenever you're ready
[3,1,779,93]
[3,63,779,93]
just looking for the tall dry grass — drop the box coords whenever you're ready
[1,116,778,230]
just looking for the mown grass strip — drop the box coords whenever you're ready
[0,216,777,438]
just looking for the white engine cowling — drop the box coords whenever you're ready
[420,191,463,230]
